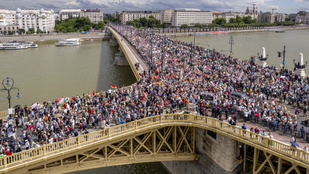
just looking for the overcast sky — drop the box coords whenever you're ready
[0,0,308,13]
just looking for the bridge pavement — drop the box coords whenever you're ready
[109,27,150,77]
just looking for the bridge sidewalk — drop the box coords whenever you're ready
[110,28,149,77]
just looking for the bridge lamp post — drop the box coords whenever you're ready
[0,77,22,118]
[249,56,255,91]
[277,45,286,75]
[229,36,234,55]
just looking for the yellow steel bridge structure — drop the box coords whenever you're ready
[0,114,307,174]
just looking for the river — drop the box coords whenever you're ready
[0,40,136,111]
[176,29,309,72]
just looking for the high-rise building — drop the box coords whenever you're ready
[172,9,212,27]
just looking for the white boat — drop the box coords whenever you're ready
[0,42,27,50]
[55,38,81,46]
[19,41,38,48]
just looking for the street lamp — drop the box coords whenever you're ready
[0,77,22,117]
[278,45,286,75]
[249,56,255,90]
[229,36,234,55]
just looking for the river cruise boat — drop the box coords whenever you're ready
[19,41,38,48]
[0,42,27,50]
[55,38,81,46]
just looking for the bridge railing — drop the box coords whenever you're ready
[0,111,7,120]
[108,27,141,81]
[0,114,308,169]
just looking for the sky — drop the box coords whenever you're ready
[0,0,308,14]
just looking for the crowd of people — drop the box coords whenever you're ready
[1,25,309,158]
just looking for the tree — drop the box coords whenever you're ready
[18,29,25,34]
[139,17,148,27]
[243,16,253,24]
[229,18,236,23]
[236,15,243,23]
[37,28,43,34]
[93,21,105,30]
[194,23,203,28]
[161,22,167,28]
[180,24,189,29]
[213,18,227,25]
[28,28,35,34]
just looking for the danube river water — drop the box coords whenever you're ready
[0,40,137,110]
[176,29,309,72]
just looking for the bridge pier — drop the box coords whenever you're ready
[162,128,241,174]
[109,36,118,47]
[114,48,129,66]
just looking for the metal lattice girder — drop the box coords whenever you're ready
[1,114,309,174]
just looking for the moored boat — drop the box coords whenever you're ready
[55,38,81,46]
[0,42,28,50]
[275,30,285,33]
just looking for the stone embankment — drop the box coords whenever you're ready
[0,32,112,42]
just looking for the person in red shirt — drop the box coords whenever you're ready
[5,149,12,156]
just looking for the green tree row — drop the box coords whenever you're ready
[55,17,105,33]
[126,16,167,28]
[212,15,295,27]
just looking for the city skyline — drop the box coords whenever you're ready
[0,0,309,14]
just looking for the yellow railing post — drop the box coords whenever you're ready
[135,120,137,129]
[296,149,301,160]
[108,128,110,137]
[77,135,80,145]
[160,115,162,123]
[43,145,46,156]
[3,156,6,167]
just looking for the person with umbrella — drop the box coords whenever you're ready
[290,135,299,150]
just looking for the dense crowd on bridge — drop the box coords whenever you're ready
[1,25,309,157]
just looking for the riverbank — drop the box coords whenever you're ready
[0,32,112,42]
[162,25,309,36]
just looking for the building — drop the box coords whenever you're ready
[80,9,103,24]
[212,11,257,23]
[258,12,286,23]
[172,9,212,27]
[160,9,174,25]
[0,9,19,34]
[15,8,55,33]
[58,9,80,21]
[58,9,103,24]
[119,11,161,24]
[0,8,55,34]
[295,11,309,24]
